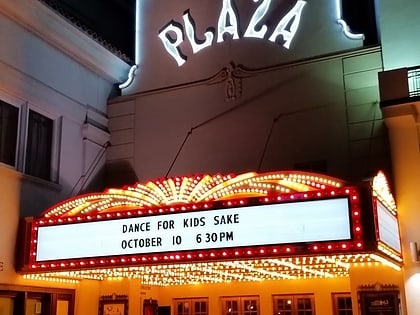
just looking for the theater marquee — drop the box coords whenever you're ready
[20,170,402,284]
[35,197,351,261]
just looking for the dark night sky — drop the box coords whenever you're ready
[342,0,379,45]
[50,0,378,63]
[47,0,136,62]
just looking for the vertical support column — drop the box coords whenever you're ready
[384,109,420,315]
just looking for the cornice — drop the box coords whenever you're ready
[0,0,131,83]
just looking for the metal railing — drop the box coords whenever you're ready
[408,67,420,97]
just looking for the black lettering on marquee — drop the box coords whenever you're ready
[157,220,175,230]
[196,231,234,243]
[213,213,239,225]
[121,237,163,249]
[122,222,151,233]
[183,217,206,228]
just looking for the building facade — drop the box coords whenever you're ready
[1,0,419,315]
[0,0,130,314]
[110,0,390,186]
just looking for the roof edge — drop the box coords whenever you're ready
[0,0,131,84]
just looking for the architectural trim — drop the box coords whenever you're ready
[0,0,131,83]
[110,46,381,102]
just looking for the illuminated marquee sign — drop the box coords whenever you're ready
[35,198,351,262]
[27,171,368,272]
[158,0,306,66]
[375,199,401,253]
[371,171,402,262]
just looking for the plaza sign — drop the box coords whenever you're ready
[158,0,307,66]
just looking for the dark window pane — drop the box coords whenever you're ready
[230,300,239,312]
[344,297,352,308]
[335,295,353,315]
[194,301,206,313]
[176,302,184,315]
[25,110,53,180]
[297,298,311,310]
[0,100,18,166]
[277,299,292,310]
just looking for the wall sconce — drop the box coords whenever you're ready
[409,242,419,262]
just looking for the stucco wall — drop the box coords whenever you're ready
[377,0,420,70]
[0,10,114,215]
[108,48,389,184]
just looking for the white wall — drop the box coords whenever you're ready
[0,1,130,303]
[0,13,112,114]
[378,0,420,70]
[0,4,122,213]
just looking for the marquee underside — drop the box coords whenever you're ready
[22,253,400,286]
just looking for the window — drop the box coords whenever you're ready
[273,294,315,315]
[222,296,259,315]
[25,109,53,180]
[174,298,208,315]
[0,100,18,167]
[332,293,352,315]
[0,287,74,315]
[0,98,59,182]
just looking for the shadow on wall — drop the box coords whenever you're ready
[18,165,112,218]
[80,165,112,193]
[105,160,139,188]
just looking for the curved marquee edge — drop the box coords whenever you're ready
[40,170,346,218]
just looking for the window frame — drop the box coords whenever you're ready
[221,295,260,315]
[0,95,61,183]
[332,293,353,315]
[272,294,315,315]
[0,99,19,167]
[173,298,209,315]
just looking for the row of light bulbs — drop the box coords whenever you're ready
[42,171,344,218]
[22,254,400,286]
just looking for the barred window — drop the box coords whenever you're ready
[332,293,353,315]
[0,100,18,167]
[222,296,259,315]
[174,298,208,315]
[25,109,53,180]
[0,98,59,182]
[273,294,315,315]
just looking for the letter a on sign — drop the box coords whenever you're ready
[269,0,306,49]
[244,0,271,39]
[217,0,240,43]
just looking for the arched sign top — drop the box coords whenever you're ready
[41,170,345,218]
[372,171,397,215]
